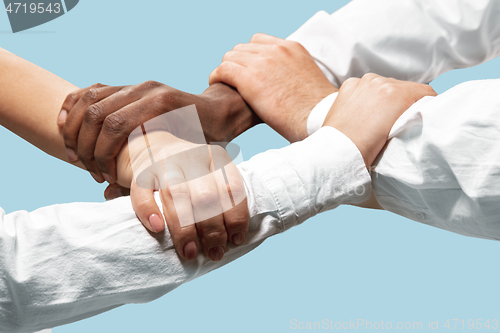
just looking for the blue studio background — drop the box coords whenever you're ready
[1,1,500,332]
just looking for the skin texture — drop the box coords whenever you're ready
[0,47,83,166]
[0,46,435,262]
[0,47,252,262]
[322,74,437,211]
[208,33,436,180]
[115,131,249,262]
[58,82,260,184]
[323,73,437,168]
[209,33,339,143]
[57,81,260,262]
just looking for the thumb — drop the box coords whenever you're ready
[130,181,165,233]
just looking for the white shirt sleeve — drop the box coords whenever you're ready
[287,0,500,87]
[372,79,500,240]
[0,127,370,333]
[307,92,338,136]
[306,78,500,240]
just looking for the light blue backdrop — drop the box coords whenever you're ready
[1,1,499,332]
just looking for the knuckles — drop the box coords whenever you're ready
[217,61,232,73]
[103,112,128,134]
[377,82,398,97]
[225,211,248,230]
[232,43,245,51]
[154,89,174,108]
[361,73,379,81]
[198,227,227,244]
[84,104,104,124]
[341,77,360,91]
[168,182,191,199]
[222,50,234,62]
[360,73,400,97]
[227,181,246,204]
[64,92,79,106]
[139,80,162,90]
[289,40,306,52]
[82,88,99,103]
[191,188,220,211]
[250,33,263,43]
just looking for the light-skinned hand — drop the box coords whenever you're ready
[114,130,249,262]
[209,33,337,143]
[323,73,437,167]
[57,82,260,185]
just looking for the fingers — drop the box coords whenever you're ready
[231,42,264,53]
[130,180,165,233]
[131,146,248,262]
[159,146,248,262]
[104,183,130,200]
[160,163,200,261]
[409,82,438,100]
[339,77,361,94]
[62,85,124,170]
[58,83,106,127]
[182,158,227,262]
[210,146,249,245]
[249,32,286,45]
[92,99,155,184]
[77,89,141,183]
[222,50,257,66]
[209,61,246,86]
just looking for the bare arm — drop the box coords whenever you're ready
[0,47,253,262]
[0,47,83,166]
[0,47,259,173]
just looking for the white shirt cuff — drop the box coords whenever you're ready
[307,92,338,136]
[239,125,371,232]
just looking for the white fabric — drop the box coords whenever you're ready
[374,79,500,240]
[307,92,338,136]
[308,78,500,239]
[288,0,500,86]
[297,0,500,239]
[0,127,370,333]
[5,0,500,330]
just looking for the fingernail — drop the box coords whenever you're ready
[208,246,225,261]
[57,110,67,126]
[231,232,246,245]
[183,241,198,260]
[66,148,78,162]
[90,171,103,183]
[148,214,163,233]
[102,173,113,184]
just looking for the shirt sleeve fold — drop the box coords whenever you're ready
[0,127,369,332]
[288,0,500,86]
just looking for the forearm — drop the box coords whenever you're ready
[0,47,257,170]
[0,47,83,167]
[200,83,260,142]
[0,127,370,332]
[372,79,500,240]
[0,196,266,332]
[288,0,500,86]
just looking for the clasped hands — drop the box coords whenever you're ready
[57,33,436,262]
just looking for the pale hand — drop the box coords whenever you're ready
[323,73,437,167]
[209,33,337,143]
[115,131,249,262]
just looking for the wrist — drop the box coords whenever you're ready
[200,83,261,142]
[322,122,378,169]
[288,85,338,143]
